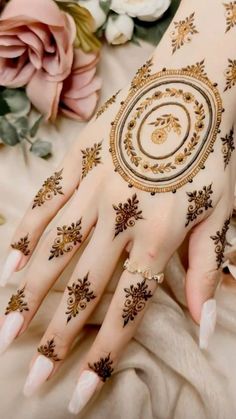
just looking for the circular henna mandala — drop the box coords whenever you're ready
[110,69,223,193]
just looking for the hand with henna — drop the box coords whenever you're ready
[0,0,236,414]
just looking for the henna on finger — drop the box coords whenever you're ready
[95,90,120,119]
[170,12,199,54]
[210,217,231,269]
[66,273,96,323]
[221,127,235,168]
[81,142,102,179]
[5,286,29,315]
[32,169,64,209]
[48,219,83,260]
[224,58,236,91]
[185,184,213,227]
[37,338,61,362]
[88,353,114,382]
[122,279,153,327]
[11,234,31,256]
[113,193,144,238]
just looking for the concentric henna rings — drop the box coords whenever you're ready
[123,258,164,284]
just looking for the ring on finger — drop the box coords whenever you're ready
[123,258,164,284]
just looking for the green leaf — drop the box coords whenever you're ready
[99,0,111,15]
[30,115,44,137]
[0,214,6,225]
[14,117,29,138]
[2,88,31,116]
[30,139,52,159]
[134,0,181,46]
[0,116,20,146]
[0,94,10,116]
[56,1,101,52]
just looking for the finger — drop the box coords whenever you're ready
[68,243,167,415]
[0,143,82,286]
[22,223,127,397]
[185,205,232,350]
[0,184,98,355]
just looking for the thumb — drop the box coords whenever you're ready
[185,210,231,349]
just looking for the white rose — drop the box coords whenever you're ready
[79,0,107,30]
[110,0,171,22]
[105,14,134,45]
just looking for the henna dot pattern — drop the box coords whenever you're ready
[110,69,222,193]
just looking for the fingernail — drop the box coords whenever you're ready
[228,263,236,279]
[0,312,24,355]
[199,299,217,350]
[68,370,100,415]
[23,355,54,397]
[0,250,22,286]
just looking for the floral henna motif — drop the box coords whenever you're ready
[49,219,82,260]
[210,217,231,269]
[185,184,213,227]
[11,234,30,256]
[81,141,102,179]
[224,2,236,32]
[182,59,207,78]
[224,59,236,91]
[37,338,61,361]
[96,90,120,119]
[5,286,29,315]
[130,58,153,90]
[221,127,235,169]
[113,193,144,238]
[122,279,153,327]
[88,353,114,382]
[66,273,96,323]
[171,13,198,54]
[32,169,64,209]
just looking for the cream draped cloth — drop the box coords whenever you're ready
[0,42,236,419]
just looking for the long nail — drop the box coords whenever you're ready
[0,312,24,355]
[0,250,22,286]
[228,263,236,279]
[23,355,54,397]
[199,299,217,350]
[68,370,100,415]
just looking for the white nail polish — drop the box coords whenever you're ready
[0,312,24,355]
[68,370,100,415]
[23,355,54,397]
[0,250,22,286]
[199,299,217,350]
[228,263,236,279]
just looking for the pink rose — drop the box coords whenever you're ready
[26,49,102,121]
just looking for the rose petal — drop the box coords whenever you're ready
[0,45,26,57]
[61,92,99,121]
[28,23,55,53]
[72,49,99,70]
[0,35,24,46]
[63,74,102,99]
[62,67,97,97]
[26,70,62,121]
[0,54,35,87]
[1,0,66,27]
[18,31,44,69]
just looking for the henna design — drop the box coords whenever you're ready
[88,353,114,382]
[96,90,120,119]
[49,219,82,260]
[130,58,153,90]
[122,279,153,327]
[210,217,231,269]
[5,286,29,315]
[37,338,61,361]
[32,169,64,209]
[182,59,207,78]
[110,69,222,193]
[224,2,236,32]
[170,13,198,54]
[185,184,213,227]
[221,127,235,169]
[224,59,236,91]
[81,142,102,179]
[113,193,144,238]
[11,234,30,256]
[66,273,96,323]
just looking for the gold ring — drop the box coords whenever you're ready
[123,258,164,284]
